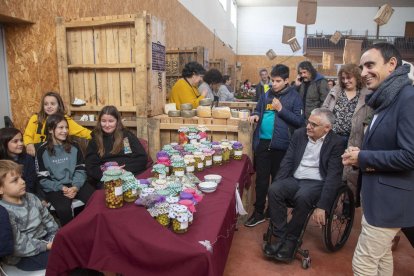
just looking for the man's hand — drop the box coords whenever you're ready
[26,144,36,156]
[248,115,259,124]
[295,75,302,86]
[272,98,283,112]
[312,208,326,227]
[47,242,53,250]
[342,146,360,167]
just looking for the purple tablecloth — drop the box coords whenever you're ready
[46,155,253,276]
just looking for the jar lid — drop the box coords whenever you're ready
[101,169,123,182]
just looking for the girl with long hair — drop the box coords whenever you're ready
[85,106,148,188]
[23,91,91,156]
[0,127,37,195]
[36,114,94,226]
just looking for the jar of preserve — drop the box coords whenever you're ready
[213,147,223,166]
[171,156,186,177]
[169,204,190,234]
[221,142,231,163]
[184,155,195,174]
[193,151,205,172]
[102,169,123,208]
[232,141,243,160]
[203,149,214,168]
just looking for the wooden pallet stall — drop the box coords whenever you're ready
[209,58,227,74]
[166,46,209,98]
[56,13,166,138]
[147,115,254,161]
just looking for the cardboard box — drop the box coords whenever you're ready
[266,49,277,60]
[343,39,363,64]
[374,4,394,26]
[297,0,317,25]
[322,52,335,70]
[330,31,342,45]
[288,37,301,53]
[282,26,296,44]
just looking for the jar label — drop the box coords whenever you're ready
[186,166,195,172]
[180,221,188,230]
[132,189,137,195]
[200,138,206,142]
[159,174,166,179]
[114,186,123,196]
[206,160,212,166]
[190,139,197,144]
[197,163,203,169]
[213,155,222,161]
[235,150,242,156]
[175,170,184,177]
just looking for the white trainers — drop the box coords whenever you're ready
[72,98,86,105]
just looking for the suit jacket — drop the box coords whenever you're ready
[276,127,345,211]
[359,84,414,228]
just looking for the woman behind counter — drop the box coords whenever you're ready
[85,106,148,188]
[169,61,207,110]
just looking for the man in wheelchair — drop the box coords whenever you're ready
[263,108,345,262]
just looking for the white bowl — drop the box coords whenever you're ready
[204,174,222,184]
[198,181,218,193]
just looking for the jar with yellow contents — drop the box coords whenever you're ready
[121,171,139,203]
[169,204,190,234]
[102,169,123,209]
[232,141,243,160]
[203,148,214,168]
[221,141,231,163]
[213,147,223,166]
[193,151,205,172]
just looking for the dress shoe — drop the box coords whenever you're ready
[275,239,298,262]
[263,240,284,258]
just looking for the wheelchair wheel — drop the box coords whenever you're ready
[323,186,355,252]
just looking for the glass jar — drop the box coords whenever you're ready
[155,203,170,227]
[184,155,195,174]
[171,157,186,177]
[171,205,189,234]
[213,148,223,166]
[152,164,167,179]
[232,142,243,160]
[203,149,214,168]
[123,188,138,203]
[193,152,204,172]
[102,169,123,209]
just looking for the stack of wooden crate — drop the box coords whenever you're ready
[55,12,166,139]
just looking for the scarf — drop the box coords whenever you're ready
[366,64,412,114]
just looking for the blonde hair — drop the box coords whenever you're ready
[0,160,22,189]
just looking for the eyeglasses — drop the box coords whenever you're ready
[307,121,322,128]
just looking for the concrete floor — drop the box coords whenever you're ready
[224,208,414,276]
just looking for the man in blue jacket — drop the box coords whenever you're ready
[244,64,304,227]
[342,43,414,275]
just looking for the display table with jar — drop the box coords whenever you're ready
[47,155,254,276]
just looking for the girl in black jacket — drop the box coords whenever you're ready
[85,106,148,188]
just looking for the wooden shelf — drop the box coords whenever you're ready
[75,120,137,128]
[67,63,136,70]
[70,105,137,112]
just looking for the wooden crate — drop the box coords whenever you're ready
[147,115,254,162]
[209,58,227,74]
[165,46,209,96]
[56,13,166,119]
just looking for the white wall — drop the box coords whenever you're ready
[179,0,237,53]
[238,6,414,56]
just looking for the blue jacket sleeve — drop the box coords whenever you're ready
[0,206,13,258]
[278,94,305,128]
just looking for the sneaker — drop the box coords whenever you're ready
[244,211,266,227]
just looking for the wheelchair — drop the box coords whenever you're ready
[263,185,355,269]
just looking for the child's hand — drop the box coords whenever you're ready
[26,144,36,156]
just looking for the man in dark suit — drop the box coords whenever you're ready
[342,43,414,275]
[264,108,345,261]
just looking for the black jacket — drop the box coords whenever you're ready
[276,128,345,210]
[85,130,148,185]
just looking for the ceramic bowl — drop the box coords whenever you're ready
[198,181,218,193]
[204,174,222,184]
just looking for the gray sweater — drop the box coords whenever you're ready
[0,193,58,265]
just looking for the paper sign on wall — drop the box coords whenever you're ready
[343,39,363,64]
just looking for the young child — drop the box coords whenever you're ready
[0,127,37,195]
[0,160,58,271]
[85,105,148,188]
[36,114,95,226]
[23,91,91,156]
